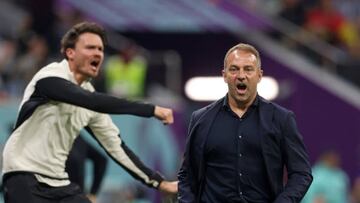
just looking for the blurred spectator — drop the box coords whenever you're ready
[334,0,360,22]
[6,34,49,96]
[0,38,17,99]
[275,0,308,50]
[337,42,360,87]
[53,1,86,53]
[337,21,359,50]
[336,1,360,82]
[335,1,360,50]
[17,0,56,51]
[15,14,36,55]
[350,177,360,203]
[302,150,350,203]
[300,0,360,69]
[104,42,148,98]
[0,0,28,38]
[278,0,307,26]
[305,0,352,45]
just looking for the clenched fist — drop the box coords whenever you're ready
[159,180,178,194]
[154,106,174,125]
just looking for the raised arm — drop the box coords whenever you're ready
[35,77,173,124]
[36,77,154,116]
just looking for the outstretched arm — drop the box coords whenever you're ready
[85,122,177,194]
[36,77,173,124]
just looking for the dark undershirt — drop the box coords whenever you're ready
[35,77,155,117]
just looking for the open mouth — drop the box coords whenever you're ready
[236,83,247,94]
[90,60,100,70]
[237,83,247,90]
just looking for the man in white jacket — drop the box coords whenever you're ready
[2,21,177,203]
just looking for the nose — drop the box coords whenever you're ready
[94,49,103,57]
[237,69,246,80]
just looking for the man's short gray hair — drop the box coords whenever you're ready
[223,43,261,68]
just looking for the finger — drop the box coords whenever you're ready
[163,119,171,125]
[166,117,173,124]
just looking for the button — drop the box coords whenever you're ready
[239,173,242,177]
[239,153,242,157]
[239,135,242,139]
[239,191,243,195]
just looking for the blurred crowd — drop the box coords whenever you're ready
[0,0,151,103]
[0,0,76,100]
[276,0,360,50]
[240,0,360,87]
[1,0,360,102]
[272,0,360,87]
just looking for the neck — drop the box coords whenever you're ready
[228,94,256,118]
[73,73,86,85]
[68,61,85,85]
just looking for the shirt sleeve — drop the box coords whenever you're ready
[178,112,198,202]
[274,112,313,203]
[85,114,164,189]
[35,77,154,117]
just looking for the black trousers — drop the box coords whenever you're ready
[3,173,91,203]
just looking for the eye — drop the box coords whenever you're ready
[244,66,254,72]
[228,66,238,73]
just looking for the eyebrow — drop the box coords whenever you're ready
[85,44,103,50]
[228,64,255,69]
[243,65,255,69]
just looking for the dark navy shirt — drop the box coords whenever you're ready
[201,95,272,203]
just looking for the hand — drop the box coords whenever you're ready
[86,194,97,203]
[154,106,174,125]
[159,180,178,195]
[314,196,326,203]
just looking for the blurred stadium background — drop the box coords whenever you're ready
[0,0,360,202]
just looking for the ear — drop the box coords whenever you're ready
[66,48,75,60]
[222,68,228,83]
[257,68,263,83]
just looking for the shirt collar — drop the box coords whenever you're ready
[60,59,91,85]
[61,59,77,84]
[222,94,259,110]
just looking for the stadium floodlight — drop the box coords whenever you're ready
[185,76,279,101]
[257,77,279,101]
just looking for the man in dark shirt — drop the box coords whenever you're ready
[178,43,312,203]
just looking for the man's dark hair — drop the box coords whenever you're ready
[61,21,107,59]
